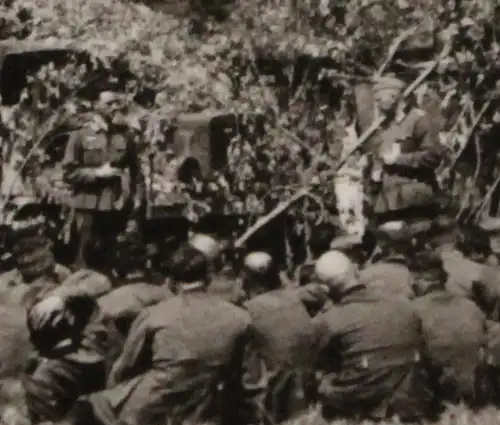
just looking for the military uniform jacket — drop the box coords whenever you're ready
[0,263,70,307]
[313,285,432,420]
[100,289,265,425]
[441,250,484,299]
[243,289,318,422]
[413,290,488,404]
[354,84,443,214]
[62,127,143,211]
[358,259,414,300]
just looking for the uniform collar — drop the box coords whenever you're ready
[339,283,369,303]
[179,281,206,294]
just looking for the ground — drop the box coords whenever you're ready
[0,375,499,425]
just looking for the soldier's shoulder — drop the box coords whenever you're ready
[246,288,294,307]
[385,296,419,315]
[216,297,252,325]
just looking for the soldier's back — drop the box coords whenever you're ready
[413,291,487,404]
[147,293,251,365]
[323,294,421,358]
[244,288,316,422]
[413,292,485,352]
[359,260,414,300]
[442,250,483,299]
[315,290,432,421]
[245,288,316,366]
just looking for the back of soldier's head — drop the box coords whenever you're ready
[315,250,358,296]
[457,224,492,263]
[242,251,280,292]
[168,244,209,288]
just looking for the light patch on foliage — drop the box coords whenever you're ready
[334,125,367,236]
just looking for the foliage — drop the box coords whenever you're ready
[0,0,499,238]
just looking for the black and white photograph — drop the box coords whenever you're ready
[0,0,499,424]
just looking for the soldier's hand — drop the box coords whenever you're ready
[96,163,120,178]
[381,143,401,165]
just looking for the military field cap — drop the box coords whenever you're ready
[188,233,220,259]
[375,219,433,242]
[27,295,65,332]
[315,250,353,284]
[479,216,500,234]
[243,251,273,273]
[373,75,405,92]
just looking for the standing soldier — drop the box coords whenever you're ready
[410,252,489,409]
[62,109,144,271]
[354,75,445,225]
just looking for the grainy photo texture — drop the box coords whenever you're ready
[0,1,499,425]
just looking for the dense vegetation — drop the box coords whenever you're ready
[0,0,500,235]
[1,1,500,423]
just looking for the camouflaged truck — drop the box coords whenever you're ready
[0,39,286,270]
[4,109,275,271]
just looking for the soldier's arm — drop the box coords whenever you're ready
[108,309,151,386]
[312,312,342,372]
[392,111,444,169]
[61,131,101,184]
[295,283,332,316]
[48,270,112,300]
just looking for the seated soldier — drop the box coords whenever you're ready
[433,221,500,319]
[428,221,484,299]
[313,250,435,422]
[357,219,432,301]
[69,242,264,425]
[238,252,281,303]
[0,202,70,306]
[22,293,122,424]
[241,251,318,423]
[410,252,489,409]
